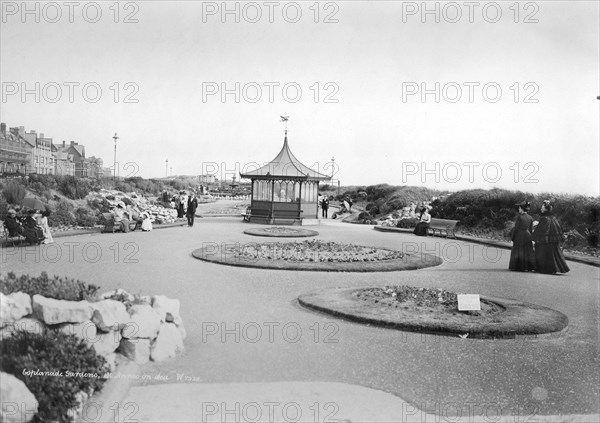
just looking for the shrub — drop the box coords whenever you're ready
[57,176,98,200]
[0,330,107,423]
[74,207,98,227]
[48,199,76,227]
[2,181,26,204]
[0,196,9,220]
[397,217,419,228]
[0,272,100,301]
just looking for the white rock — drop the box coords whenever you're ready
[91,300,130,332]
[150,323,184,362]
[0,292,32,327]
[122,304,161,339]
[151,295,182,325]
[118,338,150,364]
[0,372,38,423]
[32,295,92,325]
[57,320,97,342]
[88,331,122,356]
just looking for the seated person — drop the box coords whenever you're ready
[112,203,132,233]
[4,209,24,237]
[140,212,153,232]
[413,207,431,236]
[22,210,45,245]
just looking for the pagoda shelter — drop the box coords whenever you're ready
[239,130,330,224]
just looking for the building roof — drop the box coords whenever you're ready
[239,132,330,181]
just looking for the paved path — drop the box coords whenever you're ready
[2,216,599,422]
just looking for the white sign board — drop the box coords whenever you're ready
[457,294,481,311]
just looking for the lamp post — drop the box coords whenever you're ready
[113,133,119,182]
[165,159,168,177]
[170,167,172,177]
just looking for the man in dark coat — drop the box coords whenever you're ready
[187,192,199,227]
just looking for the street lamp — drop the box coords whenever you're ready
[113,132,119,182]
[165,159,168,177]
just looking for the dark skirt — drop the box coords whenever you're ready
[413,222,429,236]
[23,226,44,245]
[509,232,535,271]
[535,243,570,274]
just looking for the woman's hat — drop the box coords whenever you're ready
[8,209,16,215]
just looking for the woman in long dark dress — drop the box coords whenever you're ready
[532,200,570,274]
[413,207,431,236]
[509,201,535,271]
[22,210,45,245]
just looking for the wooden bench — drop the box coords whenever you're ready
[241,208,303,224]
[427,218,459,239]
[102,213,139,233]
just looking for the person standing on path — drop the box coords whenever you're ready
[509,201,535,271]
[532,200,570,274]
[321,196,329,218]
[187,192,198,227]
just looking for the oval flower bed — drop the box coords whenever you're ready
[298,286,569,338]
[192,240,442,272]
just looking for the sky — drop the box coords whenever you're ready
[1,0,599,195]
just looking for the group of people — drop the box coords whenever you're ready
[111,201,153,233]
[171,190,198,227]
[510,200,570,275]
[3,208,53,245]
[318,194,353,219]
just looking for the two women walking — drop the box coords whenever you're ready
[509,200,569,274]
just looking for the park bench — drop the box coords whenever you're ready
[2,221,24,247]
[427,218,459,239]
[241,207,303,224]
[102,213,139,233]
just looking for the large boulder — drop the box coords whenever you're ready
[0,292,32,327]
[152,295,182,325]
[32,295,93,325]
[91,300,130,332]
[0,372,38,423]
[150,323,184,362]
[56,320,97,342]
[122,304,161,339]
[118,338,150,364]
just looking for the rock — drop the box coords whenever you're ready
[0,292,32,327]
[91,300,130,332]
[118,338,150,364]
[152,295,182,325]
[150,323,184,362]
[32,295,93,325]
[88,331,121,356]
[57,320,97,342]
[99,289,134,303]
[0,317,44,340]
[66,391,88,422]
[0,372,38,423]
[122,304,161,339]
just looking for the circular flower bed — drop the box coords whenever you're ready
[192,240,442,272]
[243,227,319,238]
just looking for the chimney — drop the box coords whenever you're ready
[31,130,36,134]
[19,126,24,135]
[62,141,65,147]
[0,123,5,135]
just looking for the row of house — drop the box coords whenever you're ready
[0,123,105,178]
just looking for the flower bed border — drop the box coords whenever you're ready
[191,244,442,272]
[243,227,319,238]
[297,287,569,338]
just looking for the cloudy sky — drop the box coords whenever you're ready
[1,1,598,195]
